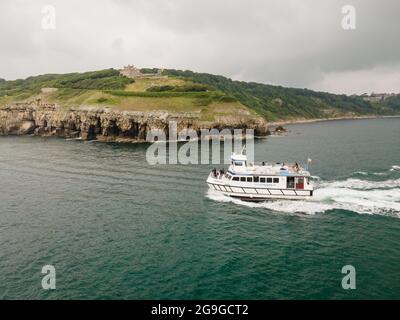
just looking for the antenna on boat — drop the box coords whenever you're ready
[305,158,313,171]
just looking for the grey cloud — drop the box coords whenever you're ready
[0,0,399,94]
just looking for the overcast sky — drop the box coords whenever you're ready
[1,0,399,94]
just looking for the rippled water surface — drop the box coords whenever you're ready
[0,118,399,299]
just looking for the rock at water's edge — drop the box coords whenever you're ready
[0,102,268,142]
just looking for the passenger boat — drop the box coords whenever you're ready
[207,152,314,201]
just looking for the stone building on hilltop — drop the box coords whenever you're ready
[120,65,164,79]
[361,92,397,103]
[120,65,144,78]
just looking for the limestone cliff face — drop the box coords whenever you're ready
[0,101,268,142]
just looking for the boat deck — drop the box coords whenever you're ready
[229,163,310,177]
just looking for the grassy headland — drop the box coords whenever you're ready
[1,67,399,122]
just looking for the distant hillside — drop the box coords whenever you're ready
[1,67,399,122]
[163,69,400,121]
[0,69,260,124]
[378,95,400,110]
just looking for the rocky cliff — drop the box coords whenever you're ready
[0,100,268,142]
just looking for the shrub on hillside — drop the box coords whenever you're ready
[0,69,135,96]
[146,85,175,92]
[146,84,209,93]
[173,84,208,92]
[140,68,160,74]
[55,69,134,90]
[219,95,237,103]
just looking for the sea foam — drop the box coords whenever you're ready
[206,170,400,218]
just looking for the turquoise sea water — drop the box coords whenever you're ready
[0,118,399,299]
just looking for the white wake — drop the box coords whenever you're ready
[206,169,400,218]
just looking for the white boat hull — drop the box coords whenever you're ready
[207,181,313,202]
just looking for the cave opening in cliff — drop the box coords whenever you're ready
[87,125,97,140]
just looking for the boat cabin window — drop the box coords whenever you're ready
[234,161,244,166]
[232,177,239,181]
[260,177,265,183]
[240,177,246,182]
[246,177,252,182]
[225,173,232,179]
[287,177,295,188]
[296,177,304,189]
[273,178,279,183]
[254,176,259,183]
[267,178,272,183]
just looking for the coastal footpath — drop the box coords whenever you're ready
[0,100,268,142]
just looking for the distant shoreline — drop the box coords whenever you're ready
[269,115,400,127]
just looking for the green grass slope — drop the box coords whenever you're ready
[163,69,399,120]
[1,67,399,122]
[0,69,258,122]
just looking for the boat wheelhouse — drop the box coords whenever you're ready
[207,153,314,201]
